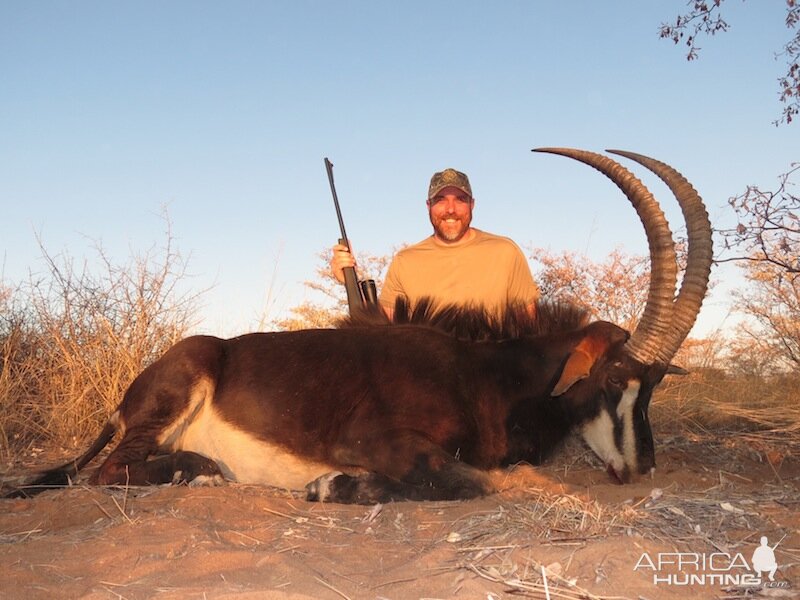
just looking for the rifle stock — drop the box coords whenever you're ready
[338,237,364,313]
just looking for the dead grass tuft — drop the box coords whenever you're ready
[652,371,800,460]
[0,222,200,460]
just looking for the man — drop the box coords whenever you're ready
[331,168,539,319]
[751,536,779,582]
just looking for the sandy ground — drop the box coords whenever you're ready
[1,436,798,600]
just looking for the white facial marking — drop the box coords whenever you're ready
[617,379,641,473]
[581,410,626,475]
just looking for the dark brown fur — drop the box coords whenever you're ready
[7,298,650,504]
[340,297,591,340]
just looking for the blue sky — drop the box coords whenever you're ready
[1,1,796,336]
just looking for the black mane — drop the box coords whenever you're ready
[338,297,592,341]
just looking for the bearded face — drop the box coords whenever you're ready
[428,187,474,243]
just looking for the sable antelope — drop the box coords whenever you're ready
[6,149,712,504]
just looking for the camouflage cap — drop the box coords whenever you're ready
[428,168,473,200]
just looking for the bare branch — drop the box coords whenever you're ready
[717,163,800,273]
[528,246,651,333]
[661,1,800,125]
[0,213,202,453]
[659,0,730,61]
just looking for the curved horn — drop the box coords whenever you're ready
[532,148,677,365]
[608,150,713,364]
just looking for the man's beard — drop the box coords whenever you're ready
[431,214,472,242]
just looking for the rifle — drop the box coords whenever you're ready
[771,534,787,550]
[324,158,378,314]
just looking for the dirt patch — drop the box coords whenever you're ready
[1,437,798,600]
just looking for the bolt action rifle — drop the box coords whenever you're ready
[324,158,378,315]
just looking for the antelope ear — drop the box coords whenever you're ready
[551,348,595,396]
[551,327,619,396]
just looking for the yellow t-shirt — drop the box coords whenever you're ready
[379,228,539,315]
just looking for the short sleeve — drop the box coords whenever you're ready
[379,256,404,311]
[507,245,539,304]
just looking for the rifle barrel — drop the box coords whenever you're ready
[325,158,349,244]
[324,157,363,314]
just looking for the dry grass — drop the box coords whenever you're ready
[2,223,797,465]
[2,235,798,598]
[2,235,799,600]
[0,227,199,460]
[443,494,639,599]
[652,371,800,462]
[2,436,798,598]
[442,478,799,598]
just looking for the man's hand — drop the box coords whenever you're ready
[330,243,356,284]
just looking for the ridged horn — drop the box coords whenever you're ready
[608,150,713,364]
[532,148,677,365]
